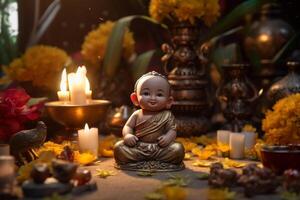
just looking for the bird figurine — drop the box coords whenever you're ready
[10,121,47,165]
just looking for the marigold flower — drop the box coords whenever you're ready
[149,0,220,26]
[4,45,70,91]
[81,21,135,70]
[262,93,300,145]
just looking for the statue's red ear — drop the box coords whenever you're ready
[130,93,139,106]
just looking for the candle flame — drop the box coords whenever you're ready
[60,68,67,92]
[258,88,263,96]
[84,123,89,132]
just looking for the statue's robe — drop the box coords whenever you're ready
[114,110,184,165]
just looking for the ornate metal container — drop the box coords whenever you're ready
[162,21,211,136]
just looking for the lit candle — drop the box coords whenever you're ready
[78,123,98,157]
[85,77,92,101]
[217,130,231,156]
[68,66,87,104]
[57,68,70,102]
[229,132,245,159]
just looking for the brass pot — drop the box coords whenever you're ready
[45,100,111,130]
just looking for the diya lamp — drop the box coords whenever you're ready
[45,66,111,139]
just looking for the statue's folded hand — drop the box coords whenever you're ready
[124,134,139,147]
[158,135,173,147]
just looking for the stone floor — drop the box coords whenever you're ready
[70,158,281,200]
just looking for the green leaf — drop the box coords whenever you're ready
[272,31,300,65]
[196,173,209,180]
[137,171,154,177]
[27,97,48,107]
[281,191,300,200]
[102,15,165,79]
[163,174,189,187]
[211,43,241,72]
[27,0,61,47]
[200,0,268,43]
[131,49,159,81]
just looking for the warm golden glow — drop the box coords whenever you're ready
[258,88,264,96]
[258,34,270,42]
[60,68,67,92]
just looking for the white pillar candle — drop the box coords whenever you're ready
[229,132,245,159]
[78,123,98,157]
[57,68,70,102]
[68,67,87,104]
[217,130,231,145]
[217,130,231,157]
[241,131,256,150]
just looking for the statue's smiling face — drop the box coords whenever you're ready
[136,76,172,111]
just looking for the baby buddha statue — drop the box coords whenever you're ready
[114,71,185,171]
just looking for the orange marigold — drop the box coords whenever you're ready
[262,93,300,145]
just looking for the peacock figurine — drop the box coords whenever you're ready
[10,121,47,165]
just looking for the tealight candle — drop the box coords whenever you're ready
[229,132,245,159]
[78,123,98,157]
[68,66,87,104]
[57,68,70,102]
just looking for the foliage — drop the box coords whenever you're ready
[163,174,189,187]
[149,0,220,26]
[0,0,18,66]
[2,45,71,91]
[281,191,300,200]
[262,93,300,145]
[137,171,154,177]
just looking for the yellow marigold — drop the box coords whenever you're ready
[74,151,96,165]
[262,93,300,145]
[5,45,70,91]
[99,134,118,157]
[149,0,220,26]
[81,21,135,70]
[242,124,257,133]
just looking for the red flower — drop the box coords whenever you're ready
[0,88,44,142]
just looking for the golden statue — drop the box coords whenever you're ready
[114,71,185,171]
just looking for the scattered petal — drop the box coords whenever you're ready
[95,169,116,178]
[207,188,236,200]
